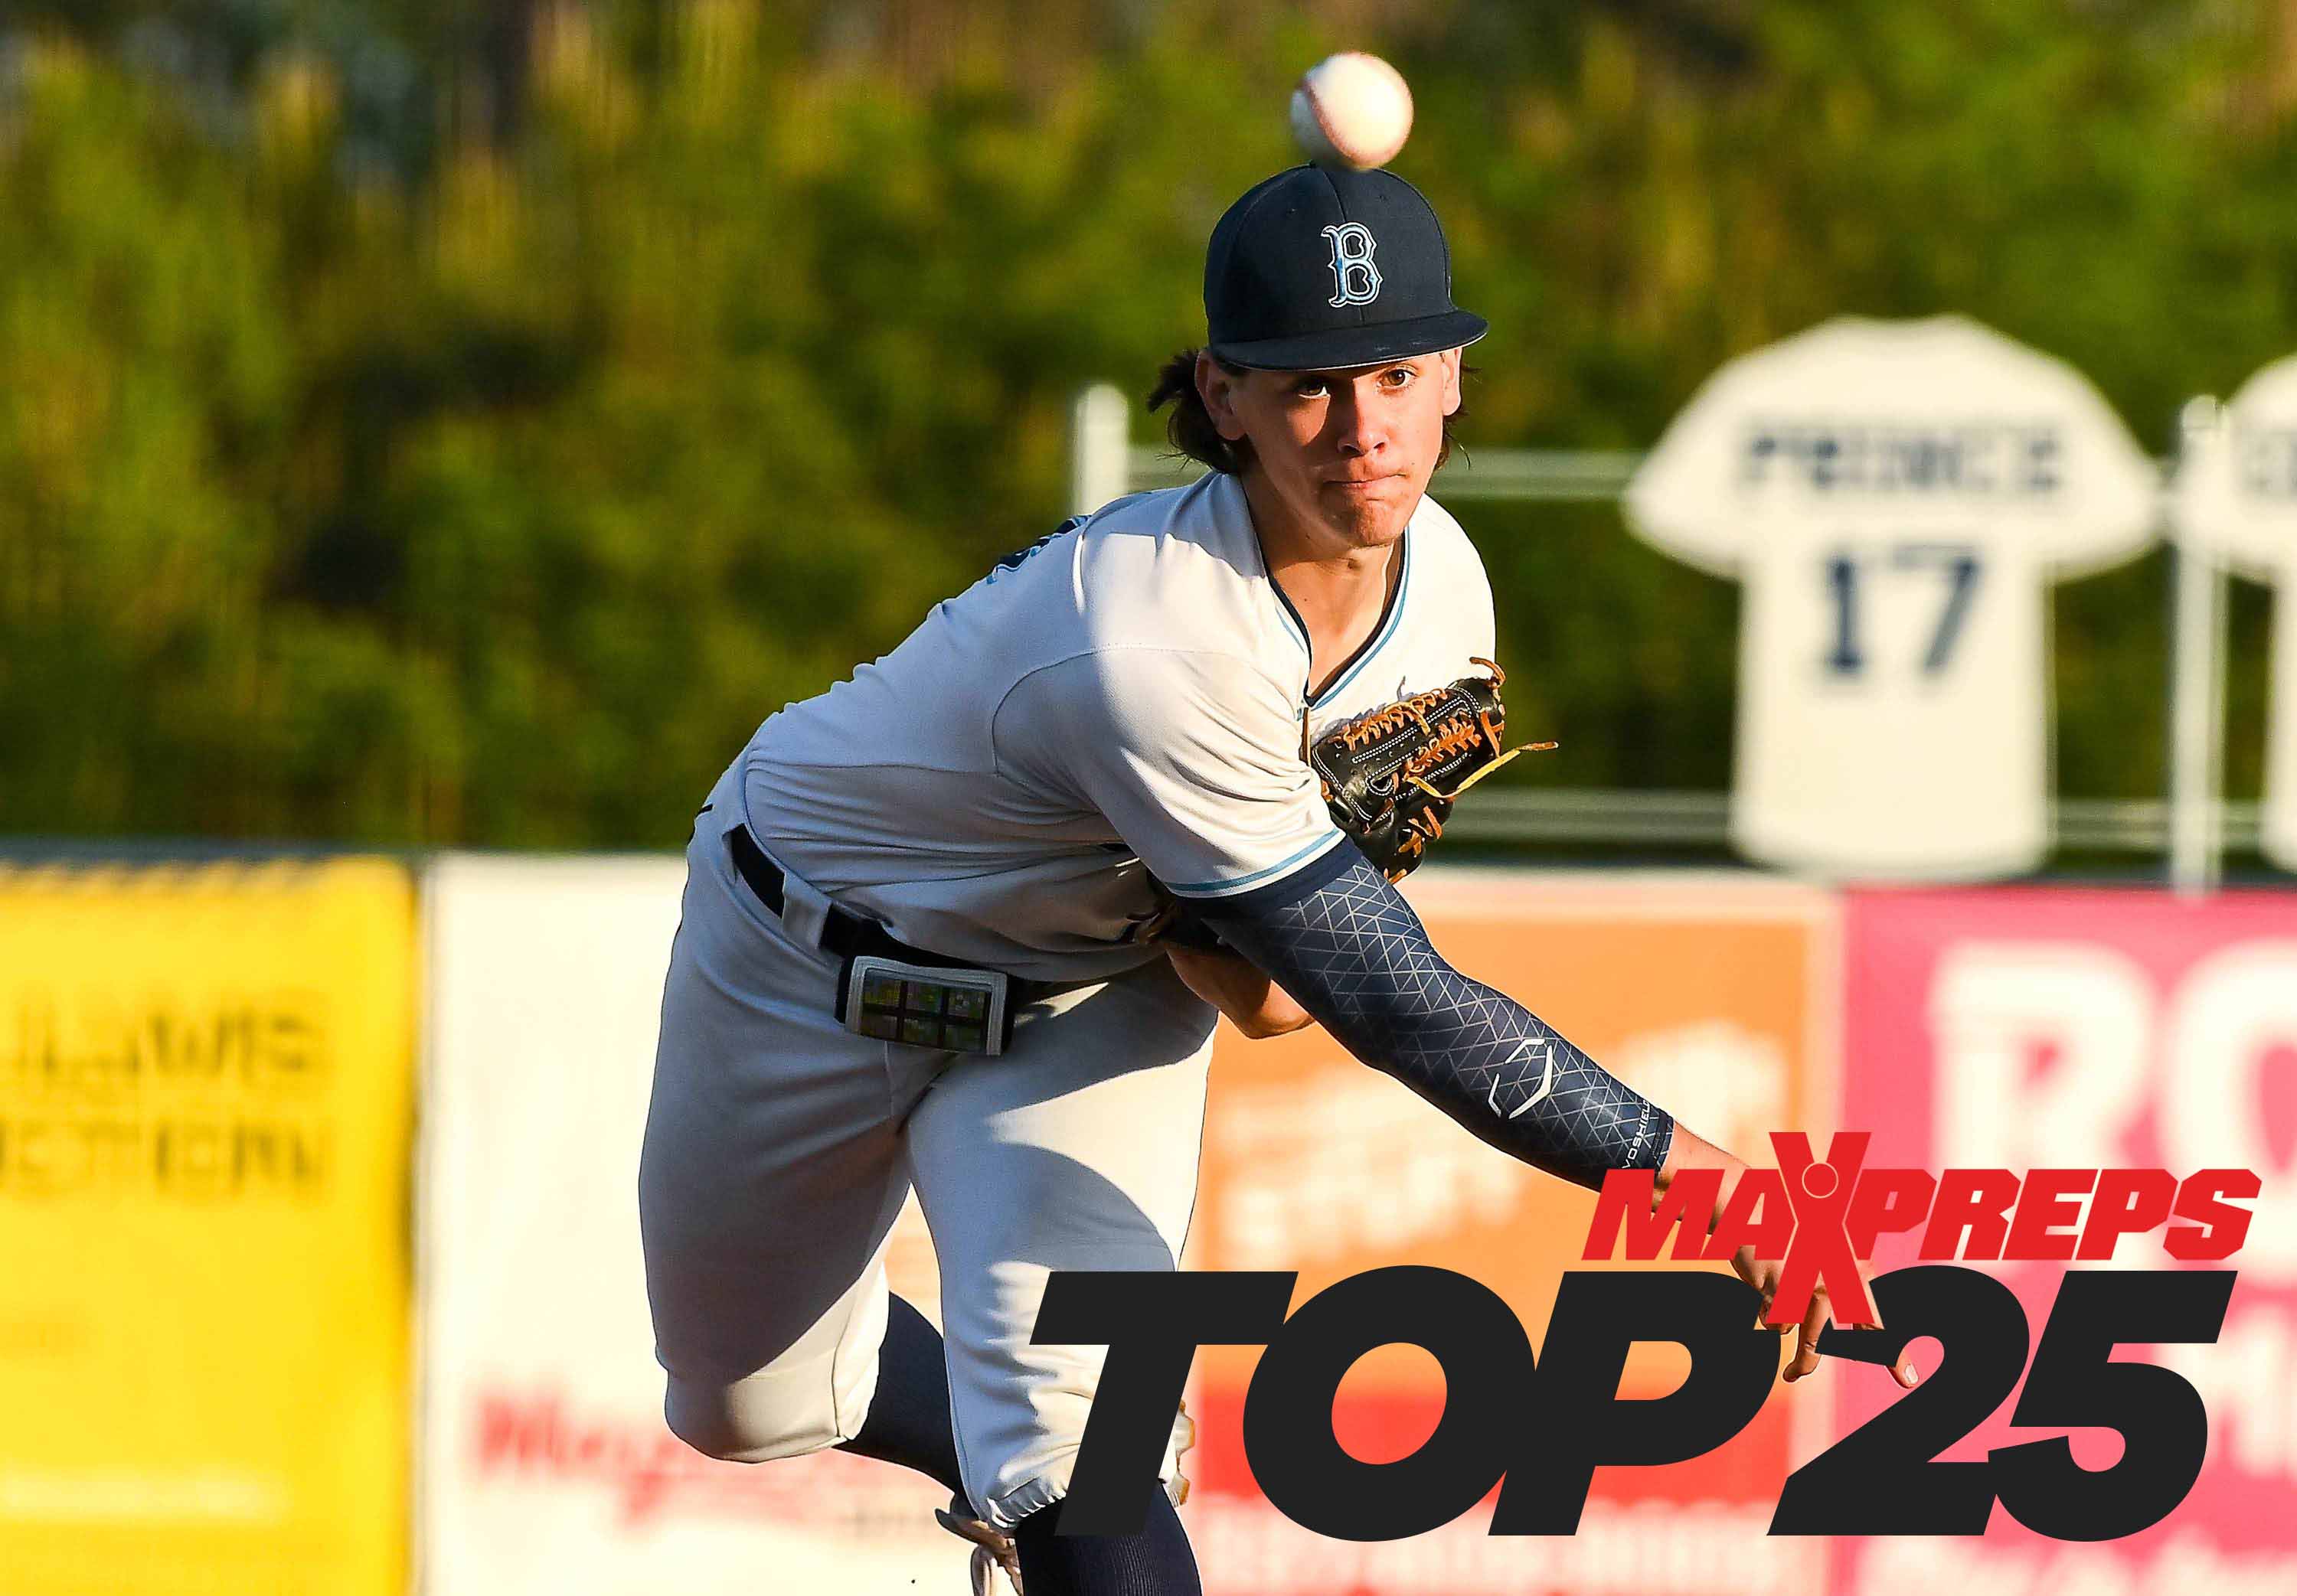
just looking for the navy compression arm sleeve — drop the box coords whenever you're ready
[1198,850,1674,1189]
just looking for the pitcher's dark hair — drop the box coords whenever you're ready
[1145,350,1466,476]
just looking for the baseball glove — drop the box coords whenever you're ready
[1311,658,1554,881]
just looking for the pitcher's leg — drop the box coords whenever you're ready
[838,1291,965,1495]
[639,820,922,1464]
[1011,1491,1203,1596]
[906,957,1217,1530]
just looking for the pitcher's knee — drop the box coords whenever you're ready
[662,1369,848,1464]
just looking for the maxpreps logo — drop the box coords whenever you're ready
[1048,1131,2261,1545]
[1584,1130,2260,1326]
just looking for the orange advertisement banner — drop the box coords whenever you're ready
[1181,871,1838,1596]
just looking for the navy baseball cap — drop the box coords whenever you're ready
[1204,165,1488,371]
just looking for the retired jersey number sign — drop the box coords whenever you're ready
[1624,315,2161,880]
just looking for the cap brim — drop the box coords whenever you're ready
[1208,308,1489,372]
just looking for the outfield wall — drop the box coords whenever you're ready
[2,857,2291,1594]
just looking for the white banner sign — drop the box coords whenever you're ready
[1626,315,2159,879]
[418,854,962,1596]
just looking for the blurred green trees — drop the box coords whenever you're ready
[4,0,2295,847]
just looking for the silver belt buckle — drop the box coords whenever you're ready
[838,955,1011,1056]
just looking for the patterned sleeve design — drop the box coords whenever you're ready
[1202,849,1675,1188]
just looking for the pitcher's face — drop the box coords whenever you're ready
[1199,350,1462,551]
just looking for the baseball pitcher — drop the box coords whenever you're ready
[638,165,1913,1596]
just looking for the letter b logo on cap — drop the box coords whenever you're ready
[1322,223,1382,308]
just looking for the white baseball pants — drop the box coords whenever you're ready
[638,764,1216,1529]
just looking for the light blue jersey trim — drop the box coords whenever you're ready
[1164,831,1350,897]
[1269,577,1311,656]
[1312,530,1413,707]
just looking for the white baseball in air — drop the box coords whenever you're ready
[1289,52,1413,171]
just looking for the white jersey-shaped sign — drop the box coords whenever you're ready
[2174,357,2297,871]
[1626,315,2159,877]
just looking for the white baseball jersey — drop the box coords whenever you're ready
[740,472,1497,981]
[2174,357,2297,871]
[1626,315,2160,878]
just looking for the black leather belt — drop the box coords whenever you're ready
[725,824,978,972]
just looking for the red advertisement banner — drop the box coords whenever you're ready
[1838,887,2297,1594]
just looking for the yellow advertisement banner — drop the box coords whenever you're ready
[0,860,415,1596]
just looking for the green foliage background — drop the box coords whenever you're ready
[4,0,2292,849]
